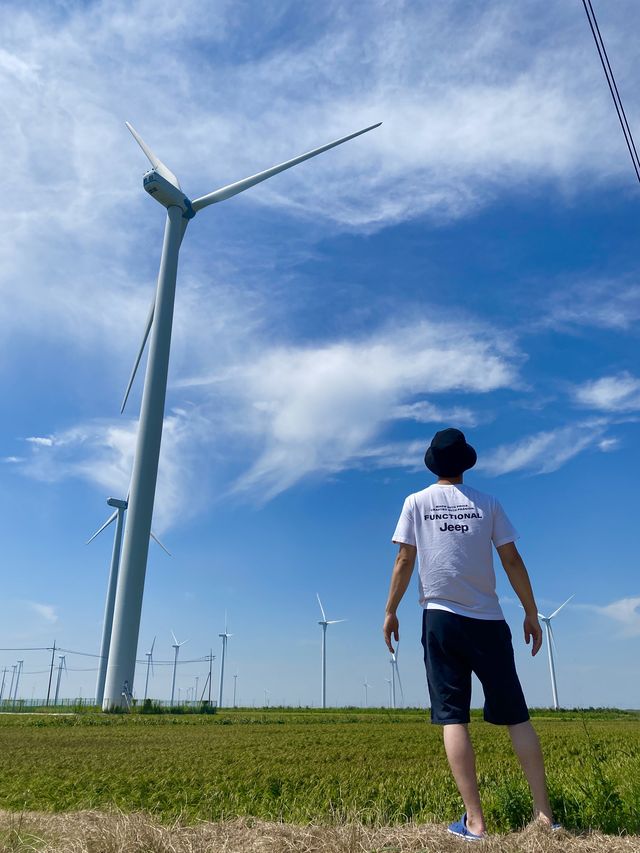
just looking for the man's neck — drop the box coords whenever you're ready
[436,476,463,485]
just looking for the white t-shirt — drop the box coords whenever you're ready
[392,483,518,620]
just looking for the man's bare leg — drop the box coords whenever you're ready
[443,723,487,836]
[508,721,554,824]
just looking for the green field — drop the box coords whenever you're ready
[1,708,638,835]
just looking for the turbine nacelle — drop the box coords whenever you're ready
[142,171,196,219]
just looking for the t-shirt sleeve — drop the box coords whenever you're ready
[392,495,416,546]
[492,498,519,547]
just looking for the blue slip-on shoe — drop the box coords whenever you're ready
[447,812,486,841]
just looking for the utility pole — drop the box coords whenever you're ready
[8,665,17,704]
[233,673,238,708]
[46,640,57,706]
[0,667,7,703]
[54,655,65,706]
[208,649,213,704]
[12,660,24,704]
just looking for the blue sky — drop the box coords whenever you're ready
[0,0,638,709]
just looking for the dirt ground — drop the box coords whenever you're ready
[1,811,639,853]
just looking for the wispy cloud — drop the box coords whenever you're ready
[15,318,518,508]
[26,602,58,624]
[17,407,214,531]
[1,0,639,360]
[540,280,640,333]
[478,420,613,476]
[574,597,640,638]
[229,320,518,497]
[573,373,640,412]
[391,401,479,427]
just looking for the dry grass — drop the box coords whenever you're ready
[1,811,639,853]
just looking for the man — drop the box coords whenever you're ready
[383,428,558,840]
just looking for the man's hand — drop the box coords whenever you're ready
[524,614,543,656]
[383,612,399,654]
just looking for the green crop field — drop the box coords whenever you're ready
[0,708,638,836]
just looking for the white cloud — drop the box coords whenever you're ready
[230,320,517,497]
[25,436,54,447]
[26,602,58,624]
[391,401,479,427]
[15,317,518,507]
[18,407,213,531]
[573,373,640,412]
[574,597,640,638]
[478,420,613,476]
[1,0,639,361]
[541,281,640,333]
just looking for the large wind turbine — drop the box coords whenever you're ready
[88,496,169,707]
[102,119,381,710]
[316,594,346,709]
[217,613,232,709]
[538,595,574,710]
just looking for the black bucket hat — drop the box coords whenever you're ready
[424,428,477,477]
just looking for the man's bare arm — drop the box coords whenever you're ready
[383,543,417,653]
[496,541,543,656]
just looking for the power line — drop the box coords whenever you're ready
[580,0,640,184]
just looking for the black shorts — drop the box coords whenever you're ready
[421,608,530,726]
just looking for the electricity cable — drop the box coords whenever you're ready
[580,0,640,184]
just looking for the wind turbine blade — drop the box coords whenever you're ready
[549,594,575,620]
[191,122,382,213]
[150,530,171,556]
[86,509,118,545]
[316,594,327,622]
[121,296,155,414]
[125,122,181,188]
[150,636,156,655]
[171,630,178,646]
[327,619,346,624]
[179,639,189,647]
[537,612,548,621]
[394,660,404,705]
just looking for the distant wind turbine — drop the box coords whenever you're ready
[143,636,156,702]
[538,595,574,710]
[363,678,372,708]
[170,631,188,707]
[218,613,232,709]
[385,678,392,709]
[316,594,346,709]
[87,496,170,706]
[102,118,381,709]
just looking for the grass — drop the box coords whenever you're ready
[0,708,638,838]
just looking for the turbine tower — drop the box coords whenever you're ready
[538,595,574,710]
[102,119,381,709]
[217,613,232,709]
[316,594,346,709]
[87,496,169,706]
[170,631,188,707]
